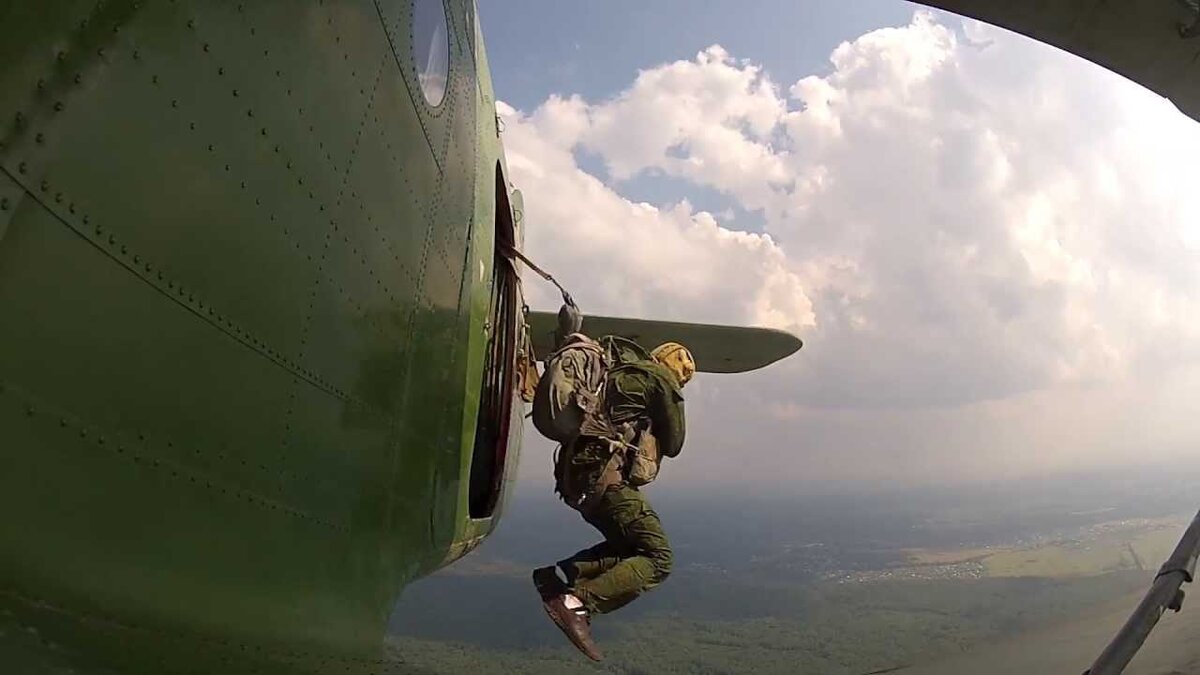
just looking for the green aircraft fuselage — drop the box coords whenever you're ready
[1,1,524,672]
[0,2,801,673]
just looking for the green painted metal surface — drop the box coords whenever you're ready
[0,1,521,672]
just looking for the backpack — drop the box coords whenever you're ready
[532,333,612,443]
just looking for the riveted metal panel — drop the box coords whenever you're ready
[52,7,348,364]
[0,206,375,658]
[0,169,22,243]
[0,0,114,154]
[279,375,392,530]
[299,67,435,399]
[0,203,294,492]
[0,0,502,672]
[206,0,391,188]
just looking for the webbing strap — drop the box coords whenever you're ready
[499,241,576,309]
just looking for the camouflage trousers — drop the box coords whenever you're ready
[558,484,673,614]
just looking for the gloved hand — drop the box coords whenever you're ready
[555,302,583,348]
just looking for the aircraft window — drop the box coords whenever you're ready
[414,0,450,106]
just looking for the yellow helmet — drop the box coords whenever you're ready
[651,342,696,387]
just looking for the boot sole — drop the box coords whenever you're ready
[540,598,603,662]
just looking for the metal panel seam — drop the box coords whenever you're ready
[0,163,361,408]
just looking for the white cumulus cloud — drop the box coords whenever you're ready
[503,10,1200,484]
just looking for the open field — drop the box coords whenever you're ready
[853,515,1194,584]
[983,517,1185,577]
[902,585,1200,675]
[904,547,995,566]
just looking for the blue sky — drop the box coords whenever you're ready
[479,0,918,109]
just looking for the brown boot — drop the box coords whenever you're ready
[540,594,603,662]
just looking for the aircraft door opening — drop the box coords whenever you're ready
[468,165,519,518]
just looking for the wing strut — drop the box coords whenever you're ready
[1083,509,1200,675]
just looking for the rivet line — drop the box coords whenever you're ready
[0,380,347,532]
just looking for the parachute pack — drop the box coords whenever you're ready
[531,334,660,443]
[531,332,612,443]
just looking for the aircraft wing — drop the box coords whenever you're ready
[526,311,802,374]
[919,1,1200,123]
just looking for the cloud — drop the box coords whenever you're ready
[500,10,1200,483]
[500,94,815,334]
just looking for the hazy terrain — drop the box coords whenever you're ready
[385,467,1200,674]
